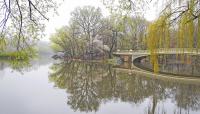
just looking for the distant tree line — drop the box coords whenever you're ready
[50,6,148,60]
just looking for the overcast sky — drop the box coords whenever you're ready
[44,0,159,41]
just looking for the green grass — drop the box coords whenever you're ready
[0,48,37,60]
[0,51,32,60]
[103,58,118,65]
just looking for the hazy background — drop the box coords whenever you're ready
[44,0,159,41]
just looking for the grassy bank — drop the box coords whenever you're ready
[103,58,118,65]
[0,51,29,60]
[0,48,37,60]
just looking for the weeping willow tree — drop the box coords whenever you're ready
[103,0,200,72]
[146,0,200,72]
[0,38,7,51]
[147,15,170,72]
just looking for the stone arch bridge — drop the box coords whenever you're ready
[113,48,200,62]
[112,48,200,82]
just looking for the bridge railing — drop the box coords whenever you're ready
[115,48,200,54]
[116,49,149,53]
[155,48,200,53]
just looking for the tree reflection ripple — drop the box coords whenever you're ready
[49,61,200,114]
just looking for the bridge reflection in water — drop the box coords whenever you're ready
[113,48,200,81]
[49,61,200,114]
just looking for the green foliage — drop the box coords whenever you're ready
[146,15,172,72]
[50,26,69,52]
[0,47,37,60]
[198,17,200,49]
[9,59,31,72]
[0,0,59,50]
[143,0,200,72]
[0,46,36,73]
[50,26,87,58]
[50,5,148,60]
[0,56,32,74]
[121,16,148,50]
[0,38,7,51]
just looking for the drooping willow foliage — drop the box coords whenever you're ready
[0,38,6,51]
[198,15,200,48]
[102,0,200,72]
[147,15,171,72]
[146,0,200,72]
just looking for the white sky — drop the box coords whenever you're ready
[44,0,160,41]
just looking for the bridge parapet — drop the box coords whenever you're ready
[113,48,200,62]
[114,48,200,55]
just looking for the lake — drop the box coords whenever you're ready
[0,57,200,114]
[134,54,200,77]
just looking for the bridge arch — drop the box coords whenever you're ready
[113,48,200,81]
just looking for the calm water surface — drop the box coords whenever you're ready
[134,54,200,77]
[0,57,200,114]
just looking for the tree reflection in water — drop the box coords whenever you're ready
[0,59,31,74]
[49,61,200,114]
[0,55,51,74]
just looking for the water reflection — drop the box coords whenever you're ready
[49,61,108,112]
[0,59,31,73]
[0,56,52,74]
[49,61,200,114]
[134,54,200,77]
